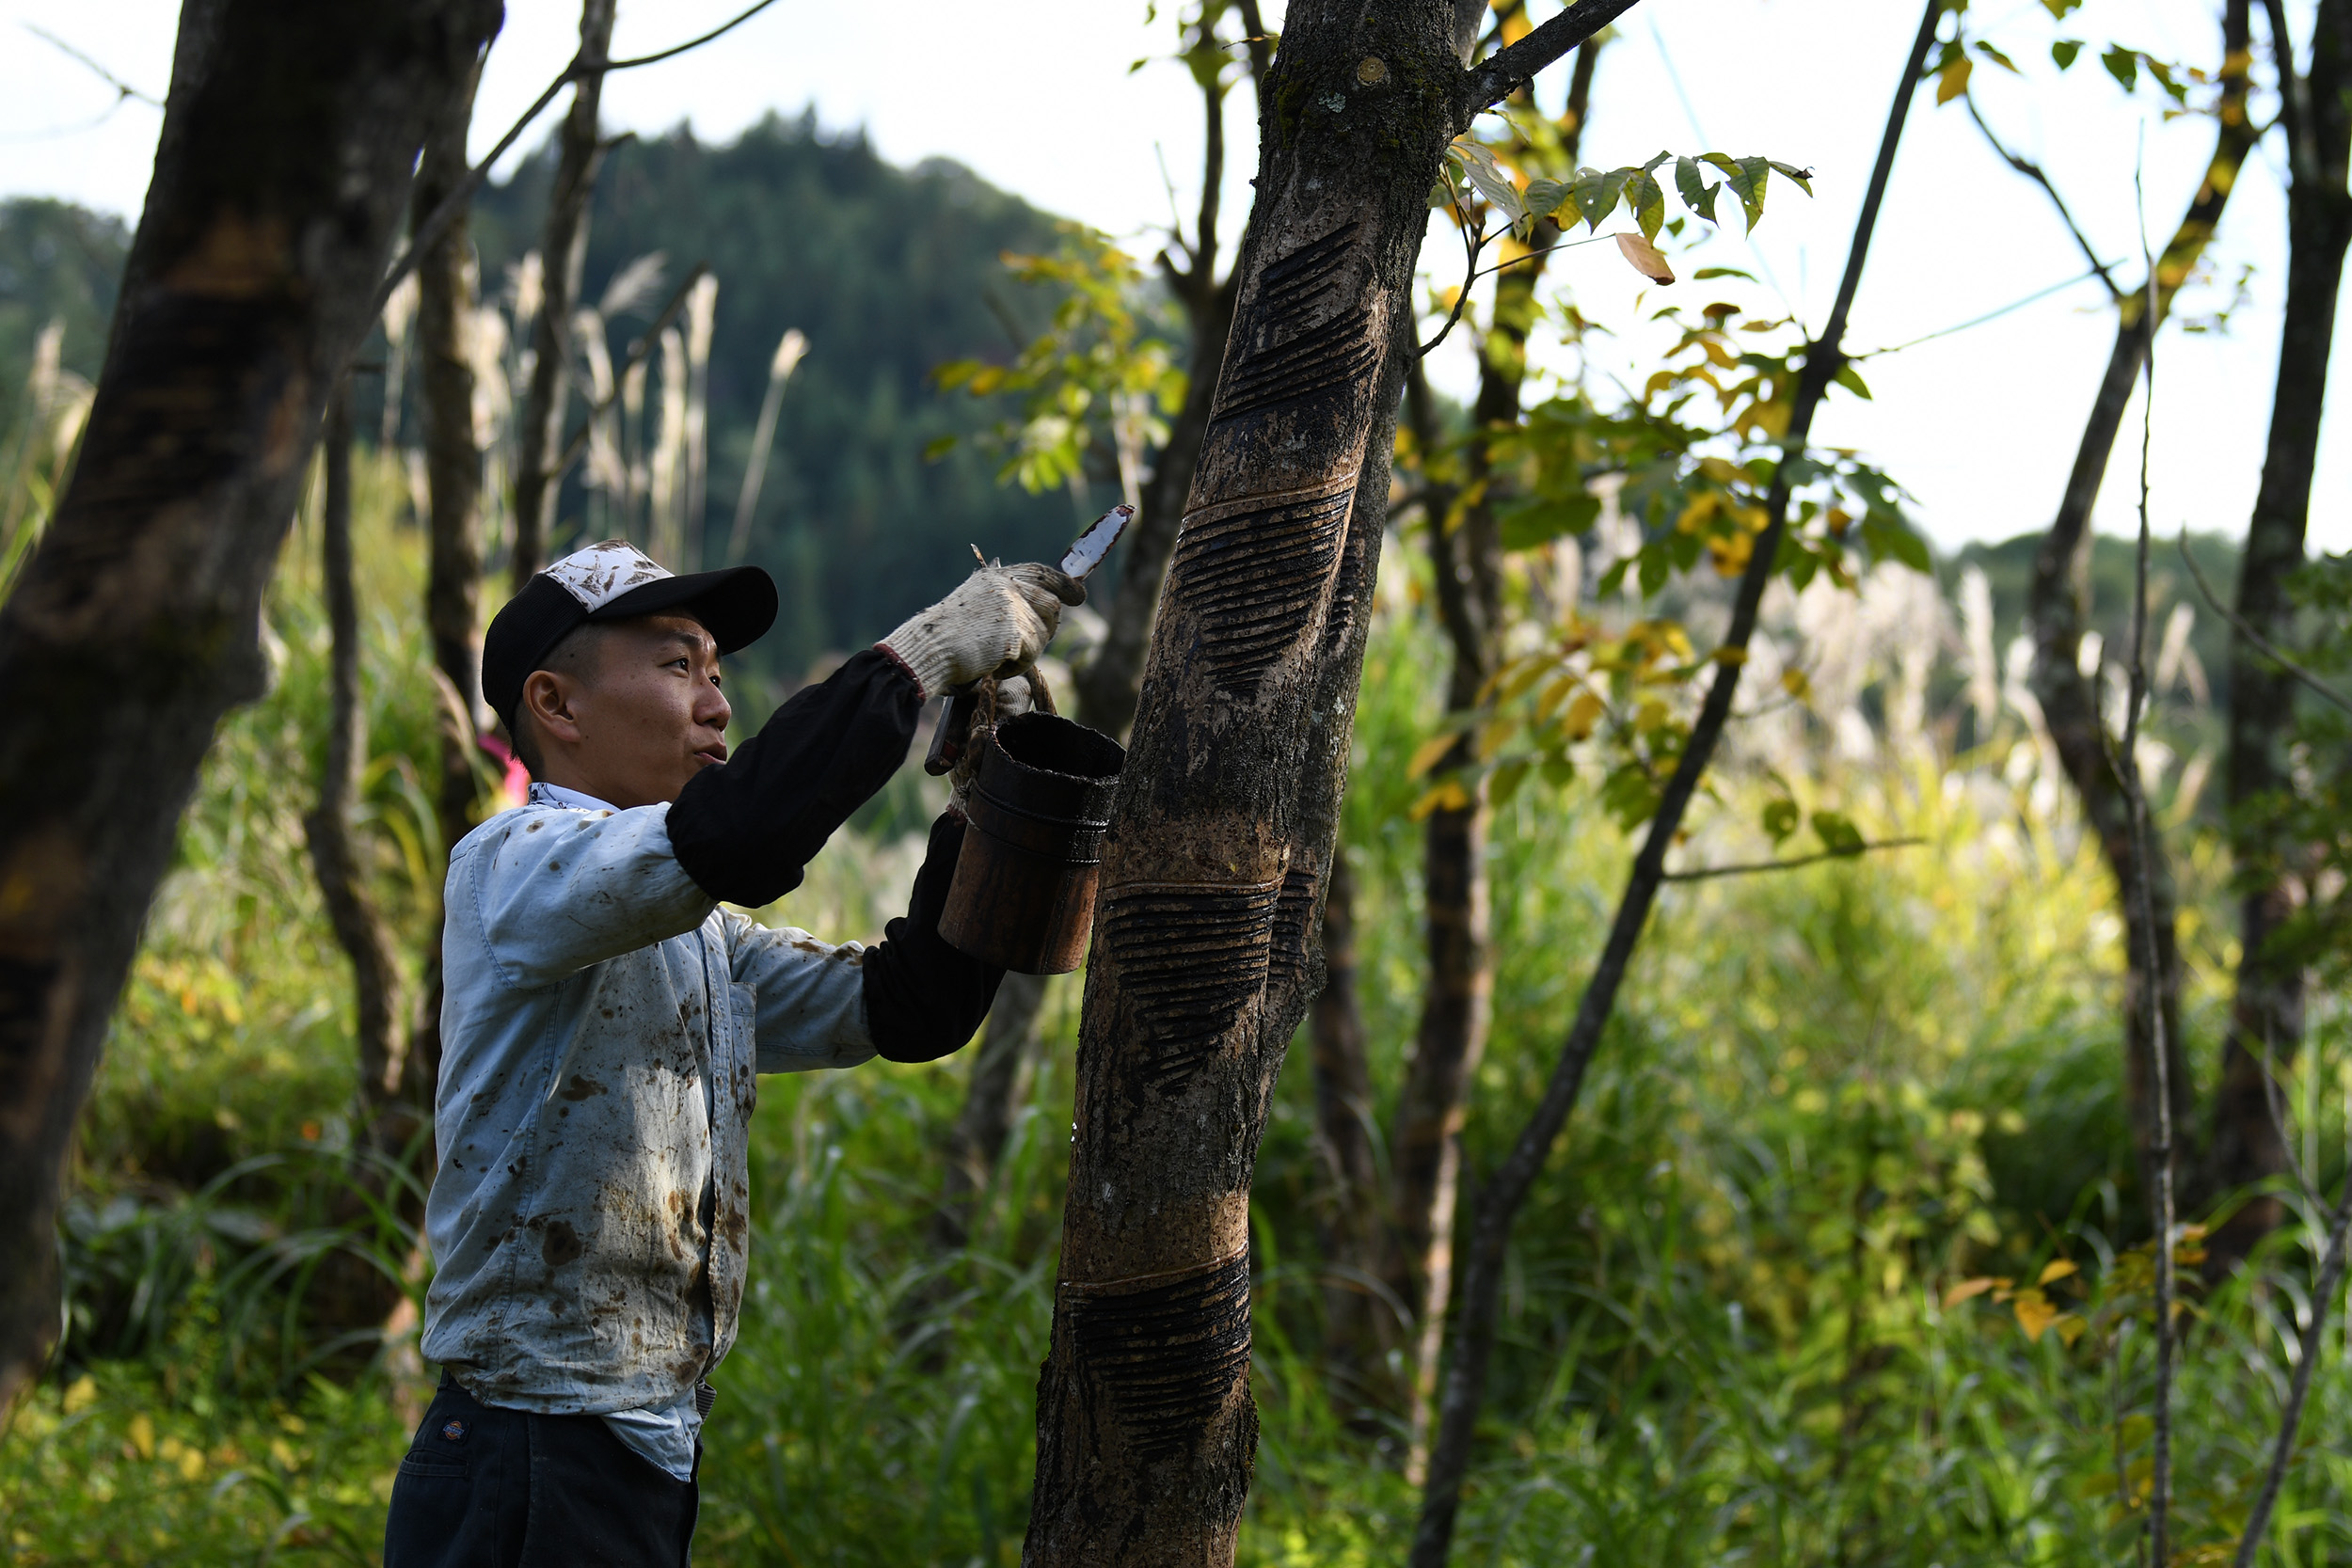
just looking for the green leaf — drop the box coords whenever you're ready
[1811,811,1865,855]
[1523,177,1568,218]
[1766,161,1816,197]
[1860,513,1932,573]
[1500,493,1602,550]
[1674,156,1718,226]
[1628,152,1672,242]
[1762,798,1800,845]
[2041,0,2083,16]
[922,435,960,461]
[2051,39,2082,70]
[1448,137,1526,230]
[2102,45,2137,92]
[1974,40,2020,73]
[1568,166,1634,232]
[1692,265,1757,281]
[1700,153,1770,231]
[1834,363,1873,401]
[1491,758,1531,805]
[1935,54,1973,104]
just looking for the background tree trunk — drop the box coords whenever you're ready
[510,0,618,591]
[2205,0,2351,1275]
[306,381,410,1125]
[0,0,500,1410]
[1379,34,1599,1463]
[2025,0,2253,1218]
[1309,848,1391,1408]
[405,53,490,1113]
[1022,4,1630,1560]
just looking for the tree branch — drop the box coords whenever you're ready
[1467,0,1645,114]
[1235,0,1273,90]
[365,0,784,325]
[2178,530,2352,716]
[1661,837,1924,882]
[1964,90,2120,297]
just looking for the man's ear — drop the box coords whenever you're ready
[521,669,584,752]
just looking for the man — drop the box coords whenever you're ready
[384,539,1080,1566]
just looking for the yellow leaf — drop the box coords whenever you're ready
[2038,1259,2079,1286]
[1563,690,1606,739]
[1936,55,1974,104]
[1711,646,1748,666]
[1676,492,1721,534]
[1410,780,1470,822]
[1614,231,1676,285]
[2013,1288,2059,1341]
[1781,668,1812,703]
[61,1375,96,1416]
[1407,733,1457,780]
[1942,1276,1997,1307]
[128,1413,154,1460]
[2053,1312,2088,1347]
[1535,673,1580,722]
[269,1437,300,1471]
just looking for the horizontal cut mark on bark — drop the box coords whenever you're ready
[1213,220,1377,423]
[1103,878,1282,1095]
[1267,867,1320,993]
[1165,481,1355,695]
[1063,1248,1253,1463]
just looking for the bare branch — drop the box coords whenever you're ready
[1467,0,1646,114]
[2178,530,2352,716]
[23,24,161,106]
[1662,838,1924,883]
[1234,0,1273,89]
[1964,91,2121,297]
[366,0,784,325]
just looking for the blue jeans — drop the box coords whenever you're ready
[383,1378,697,1567]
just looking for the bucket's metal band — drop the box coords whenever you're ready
[970,784,1114,831]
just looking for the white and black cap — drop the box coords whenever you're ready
[483,540,778,730]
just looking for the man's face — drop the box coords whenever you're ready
[522,614,733,809]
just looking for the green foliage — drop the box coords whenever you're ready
[0,198,123,441]
[2239,551,2352,986]
[931,226,1184,497]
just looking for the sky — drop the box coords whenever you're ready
[0,0,2343,556]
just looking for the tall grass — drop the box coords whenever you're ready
[6,490,2349,1566]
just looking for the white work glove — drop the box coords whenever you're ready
[879,562,1085,700]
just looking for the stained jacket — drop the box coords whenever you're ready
[419,650,1002,1416]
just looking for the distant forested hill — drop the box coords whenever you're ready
[469,111,1082,675]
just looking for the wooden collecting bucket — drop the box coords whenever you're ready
[940,712,1124,975]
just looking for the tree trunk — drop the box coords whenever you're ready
[510,0,617,591]
[2025,0,2253,1218]
[1309,849,1389,1404]
[931,968,1049,1253]
[941,15,1262,1234]
[0,0,500,1411]
[1383,39,1598,1462]
[1022,5,1634,1560]
[405,51,489,1114]
[307,381,410,1120]
[1406,6,1943,1560]
[2206,0,2352,1275]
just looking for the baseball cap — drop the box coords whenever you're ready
[483,540,778,730]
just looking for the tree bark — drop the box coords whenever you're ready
[940,10,1265,1235]
[1309,848,1390,1403]
[2206,0,2352,1275]
[405,49,490,1113]
[510,0,616,591]
[1406,5,1944,1560]
[2024,0,2253,1219]
[0,0,500,1411]
[307,382,409,1119]
[1022,5,1638,1561]
[1384,35,1600,1464]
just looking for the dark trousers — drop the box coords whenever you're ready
[383,1378,698,1568]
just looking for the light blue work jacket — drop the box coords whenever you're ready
[418,791,874,1422]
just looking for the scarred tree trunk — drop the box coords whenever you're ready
[1022,4,1635,1560]
[510,0,616,590]
[0,0,500,1409]
[2026,0,2253,1216]
[2206,0,2352,1275]
[406,53,489,1109]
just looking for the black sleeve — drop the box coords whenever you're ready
[667,648,923,908]
[864,812,1006,1063]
